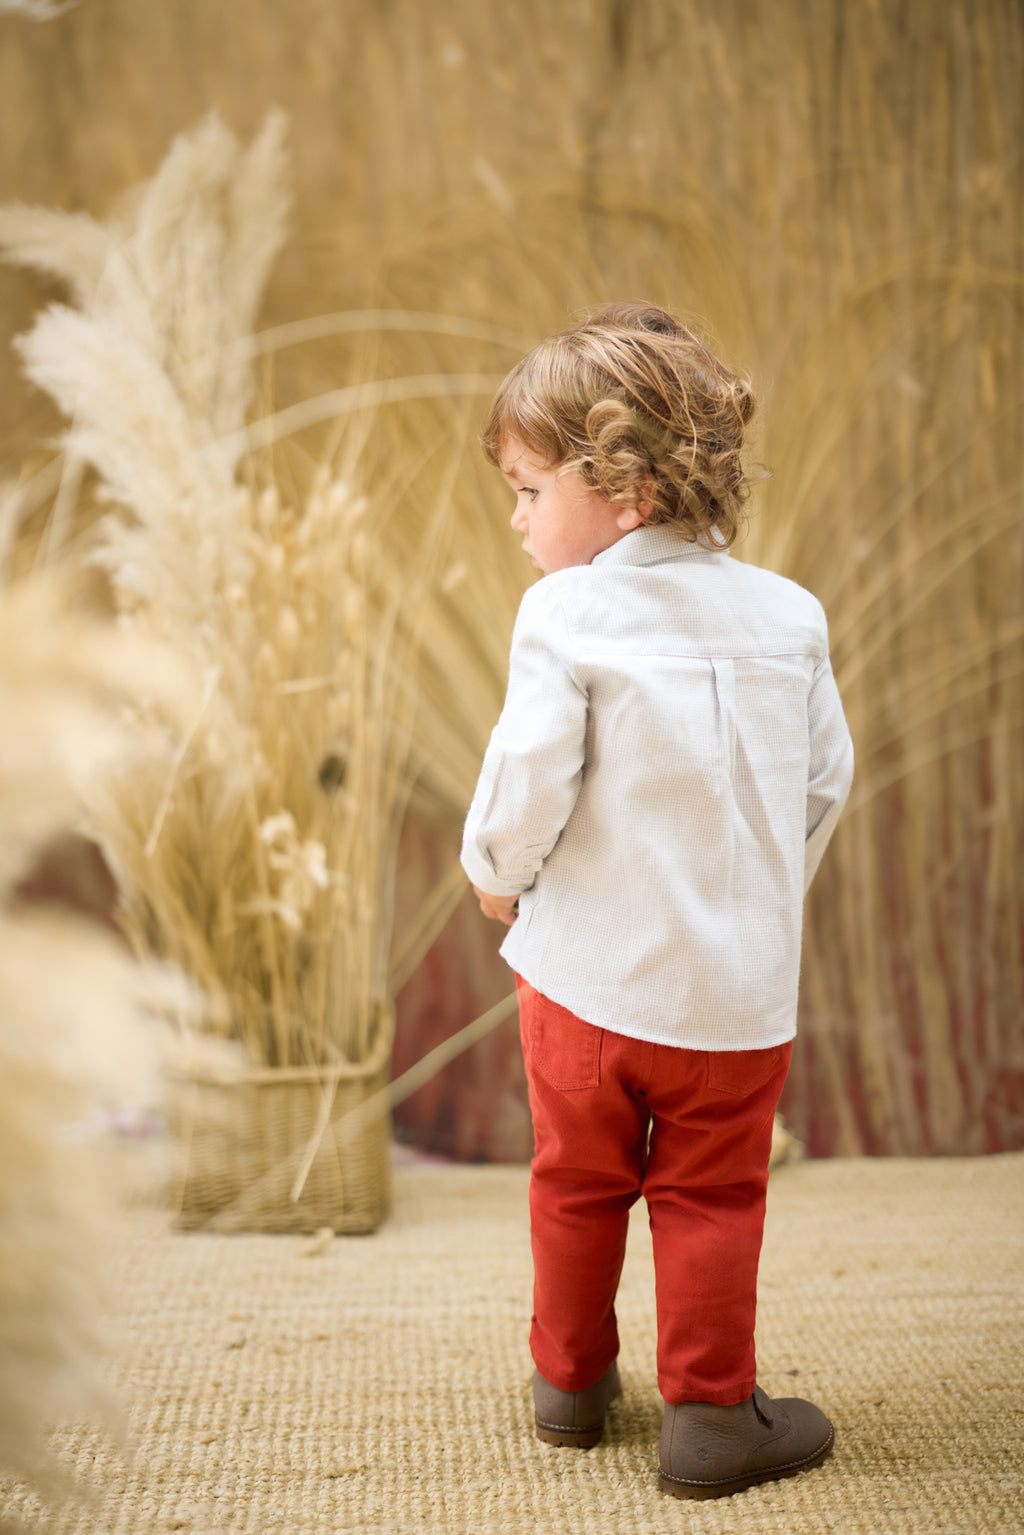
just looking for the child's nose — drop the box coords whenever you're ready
[510,504,527,532]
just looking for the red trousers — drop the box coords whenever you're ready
[517,977,792,1406]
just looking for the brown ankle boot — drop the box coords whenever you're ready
[533,1362,622,1449]
[659,1385,834,1499]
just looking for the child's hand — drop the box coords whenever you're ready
[472,886,519,926]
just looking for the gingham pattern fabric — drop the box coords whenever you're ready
[461,525,854,1051]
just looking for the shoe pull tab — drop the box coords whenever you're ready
[752,1387,775,1428]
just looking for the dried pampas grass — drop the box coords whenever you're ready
[0,563,192,1519]
[1,109,289,450]
[1,112,457,1079]
[0,915,162,1490]
[0,571,182,893]
[0,0,74,16]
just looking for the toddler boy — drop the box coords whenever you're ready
[460,302,853,1499]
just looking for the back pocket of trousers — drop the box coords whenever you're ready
[706,1042,790,1098]
[527,990,602,1091]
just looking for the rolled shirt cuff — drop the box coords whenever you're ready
[459,842,535,899]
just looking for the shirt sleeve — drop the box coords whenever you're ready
[460,581,588,897]
[804,651,855,891]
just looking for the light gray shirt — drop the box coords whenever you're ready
[461,524,854,1051]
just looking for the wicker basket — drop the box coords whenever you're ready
[166,1007,394,1234]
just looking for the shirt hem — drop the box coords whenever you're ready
[503,955,798,1052]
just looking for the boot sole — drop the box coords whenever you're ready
[535,1422,605,1449]
[659,1423,835,1500]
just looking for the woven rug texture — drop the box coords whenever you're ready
[2,1152,1022,1535]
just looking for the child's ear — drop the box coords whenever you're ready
[616,477,656,531]
[615,503,645,532]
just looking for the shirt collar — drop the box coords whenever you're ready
[591,523,728,570]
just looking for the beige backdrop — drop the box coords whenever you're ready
[1,0,1021,1157]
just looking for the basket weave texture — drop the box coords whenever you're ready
[167,1008,393,1235]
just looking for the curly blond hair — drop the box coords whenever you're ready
[481,302,757,548]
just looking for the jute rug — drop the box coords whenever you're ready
[4,1152,1022,1535]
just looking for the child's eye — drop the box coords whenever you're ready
[519,486,539,502]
